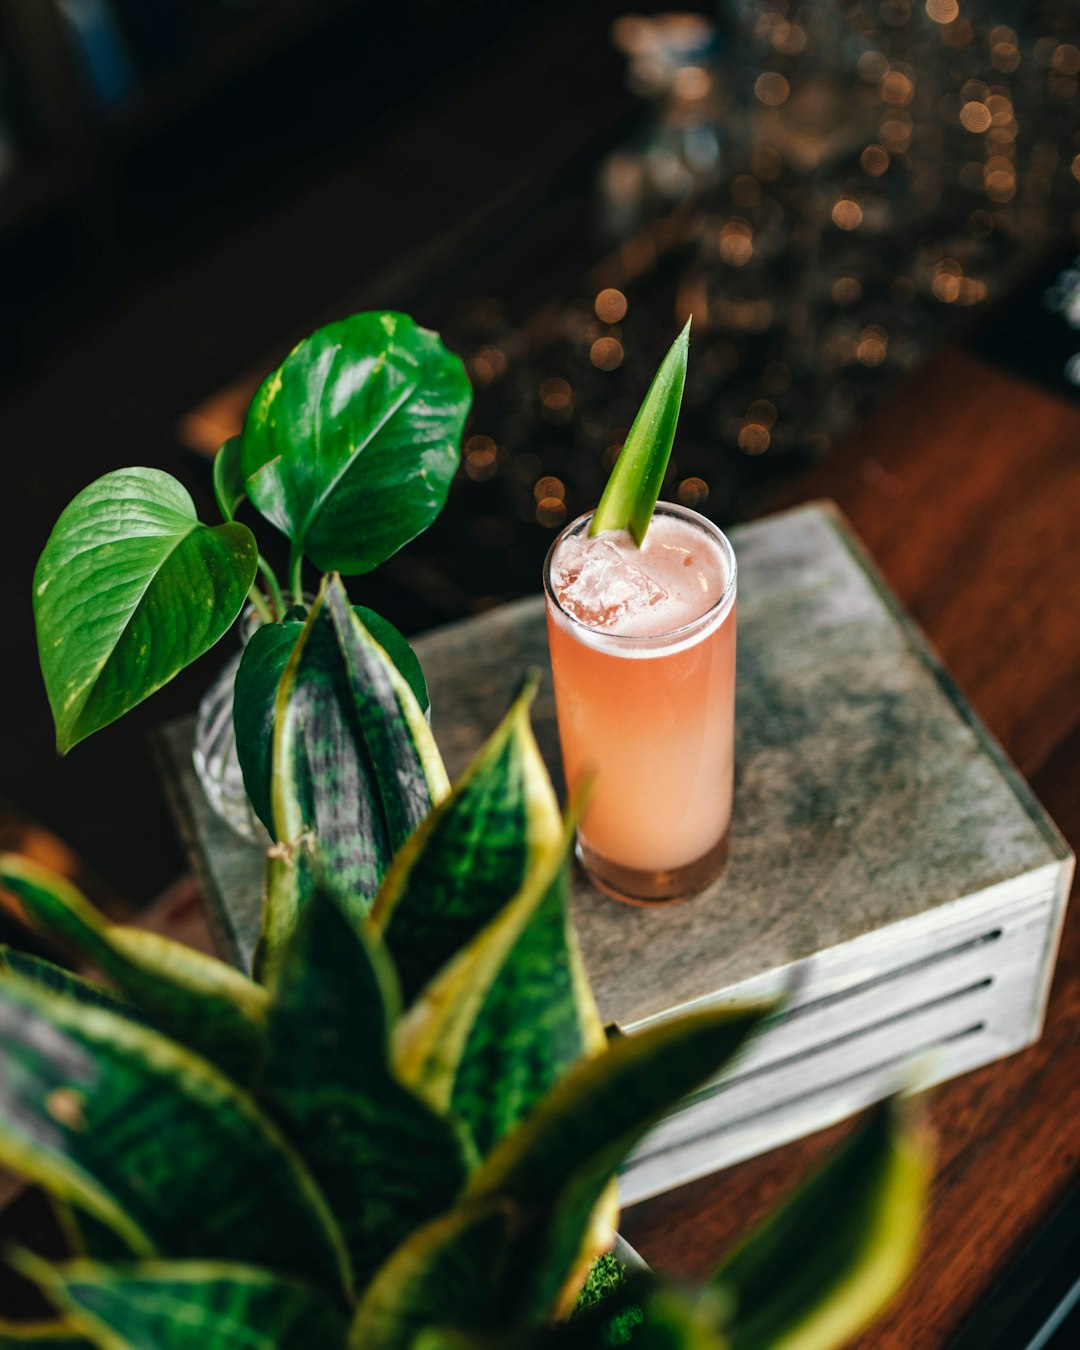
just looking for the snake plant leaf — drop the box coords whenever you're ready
[0,1325,95,1349]
[349,1199,517,1350]
[235,604,428,836]
[393,820,605,1157]
[0,946,146,1026]
[53,1196,136,1263]
[589,320,690,546]
[263,887,472,1290]
[712,1097,930,1350]
[372,676,561,1004]
[466,1000,775,1323]
[33,468,258,754]
[240,311,472,575]
[14,1254,349,1350]
[0,855,266,1082]
[258,576,448,979]
[0,980,350,1301]
[212,437,247,522]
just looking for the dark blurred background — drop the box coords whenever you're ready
[1,0,1079,914]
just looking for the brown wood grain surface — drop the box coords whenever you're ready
[623,346,1080,1347]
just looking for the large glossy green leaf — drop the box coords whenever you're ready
[263,887,472,1289]
[466,1001,774,1323]
[0,855,266,1081]
[349,1199,517,1350]
[235,604,428,836]
[589,321,690,545]
[240,312,471,575]
[17,1255,349,1350]
[393,821,605,1157]
[712,1098,929,1350]
[0,979,349,1300]
[34,468,258,754]
[372,679,562,1005]
[258,577,448,979]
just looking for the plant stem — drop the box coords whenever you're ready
[289,548,305,608]
[246,584,274,625]
[257,556,286,620]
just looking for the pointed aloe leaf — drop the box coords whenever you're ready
[349,1199,517,1350]
[713,1097,930,1350]
[240,311,472,575]
[0,855,266,1081]
[589,321,690,545]
[34,468,258,754]
[393,821,605,1157]
[258,576,448,979]
[212,436,246,522]
[0,1326,95,1349]
[263,887,472,1290]
[235,604,428,834]
[15,1254,349,1350]
[0,980,350,1301]
[467,1001,774,1322]
[372,677,561,1004]
[0,946,146,1026]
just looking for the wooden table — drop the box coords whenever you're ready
[622,345,1080,1347]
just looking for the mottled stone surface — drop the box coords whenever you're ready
[157,502,1070,1027]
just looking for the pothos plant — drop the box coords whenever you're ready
[0,578,929,1348]
[32,310,470,765]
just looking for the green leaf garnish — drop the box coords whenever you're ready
[589,319,691,545]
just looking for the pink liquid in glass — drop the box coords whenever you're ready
[544,503,736,904]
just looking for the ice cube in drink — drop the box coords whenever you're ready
[544,502,737,904]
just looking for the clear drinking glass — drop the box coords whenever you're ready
[543,502,737,904]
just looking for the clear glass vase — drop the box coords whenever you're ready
[192,610,269,844]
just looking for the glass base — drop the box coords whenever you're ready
[575,828,730,905]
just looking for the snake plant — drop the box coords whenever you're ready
[0,585,929,1348]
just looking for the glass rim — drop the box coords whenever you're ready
[543,501,737,649]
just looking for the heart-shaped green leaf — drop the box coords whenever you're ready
[235,604,428,836]
[466,999,774,1323]
[240,312,472,575]
[258,577,448,980]
[372,677,561,1005]
[0,854,267,1082]
[589,321,690,546]
[264,888,472,1289]
[14,1253,349,1350]
[0,979,350,1300]
[712,1097,930,1350]
[34,468,258,754]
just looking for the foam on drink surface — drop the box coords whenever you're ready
[552,513,729,637]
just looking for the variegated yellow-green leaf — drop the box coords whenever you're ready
[240,312,472,576]
[234,603,428,835]
[257,576,448,981]
[0,854,266,1081]
[13,1253,349,1350]
[373,677,562,1005]
[0,945,146,1026]
[589,321,690,546]
[712,1097,930,1350]
[467,1000,774,1323]
[0,1324,94,1349]
[0,979,349,1301]
[33,468,258,754]
[264,887,472,1289]
[392,820,605,1157]
[349,1199,517,1350]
